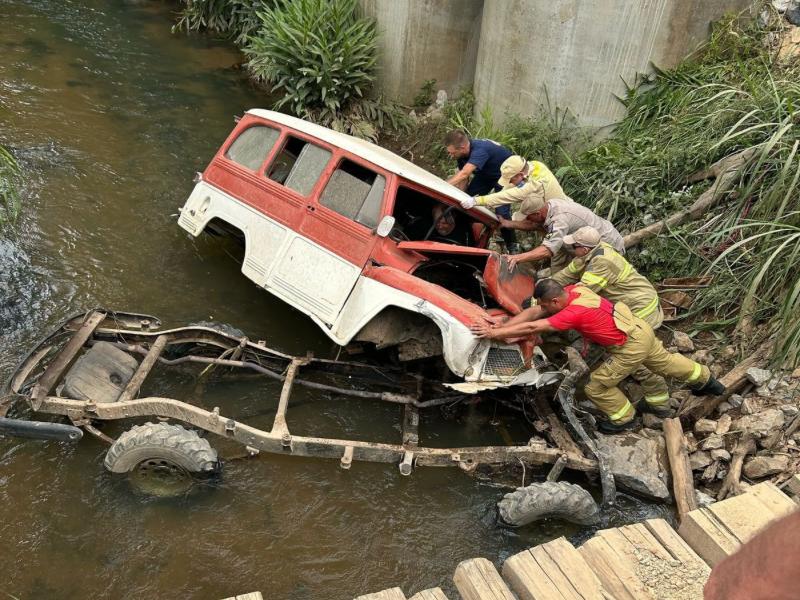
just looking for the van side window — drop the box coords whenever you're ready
[320,160,386,229]
[225,125,280,171]
[266,136,331,197]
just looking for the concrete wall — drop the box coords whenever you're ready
[360,0,483,103]
[473,0,754,129]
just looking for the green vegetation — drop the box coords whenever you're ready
[174,0,273,45]
[561,10,799,366]
[0,145,21,229]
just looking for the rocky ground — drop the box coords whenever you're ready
[594,328,800,506]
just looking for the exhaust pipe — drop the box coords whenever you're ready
[0,418,83,442]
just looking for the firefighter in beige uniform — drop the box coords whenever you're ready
[470,280,725,433]
[502,197,625,273]
[551,226,673,415]
[459,155,564,214]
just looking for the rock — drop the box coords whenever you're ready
[741,397,759,415]
[685,433,698,453]
[689,450,713,471]
[791,367,800,379]
[786,4,800,22]
[434,89,447,109]
[717,401,733,414]
[711,448,732,461]
[672,331,695,352]
[781,404,799,419]
[595,432,670,500]
[702,461,719,482]
[728,394,744,408]
[701,434,725,450]
[736,408,785,437]
[721,346,737,361]
[743,454,789,479]
[715,414,732,435]
[691,349,715,365]
[695,489,716,507]
[746,367,772,386]
[642,413,663,429]
[710,364,724,378]
[772,0,797,12]
[759,430,784,451]
[694,419,717,435]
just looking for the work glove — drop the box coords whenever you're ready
[460,196,477,210]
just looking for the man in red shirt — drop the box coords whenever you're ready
[471,280,724,433]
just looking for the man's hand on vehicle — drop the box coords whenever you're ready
[460,196,477,210]
[469,320,495,338]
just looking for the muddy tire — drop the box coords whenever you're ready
[497,481,600,527]
[104,422,218,496]
[188,321,245,339]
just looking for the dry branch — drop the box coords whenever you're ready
[623,147,757,249]
[717,434,755,500]
[679,338,773,420]
[663,418,698,521]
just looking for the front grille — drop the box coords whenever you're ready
[483,347,525,378]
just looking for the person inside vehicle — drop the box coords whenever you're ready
[470,279,724,433]
[430,204,474,246]
[444,129,519,253]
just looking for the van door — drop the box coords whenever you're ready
[265,145,388,326]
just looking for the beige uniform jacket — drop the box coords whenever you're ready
[542,199,625,256]
[552,242,662,328]
[474,161,564,209]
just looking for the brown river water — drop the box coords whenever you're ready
[0,2,669,598]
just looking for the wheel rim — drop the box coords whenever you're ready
[129,457,194,497]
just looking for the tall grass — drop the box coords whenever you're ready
[0,146,20,229]
[560,7,800,366]
[173,0,273,45]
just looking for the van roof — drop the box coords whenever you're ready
[247,109,496,220]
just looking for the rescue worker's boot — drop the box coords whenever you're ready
[597,411,638,434]
[637,399,674,419]
[689,376,726,397]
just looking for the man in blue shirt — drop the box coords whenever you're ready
[444,129,518,252]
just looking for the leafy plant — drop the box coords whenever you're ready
[244,0,377,121]
[173,0,273,45]
[0,145,20,229]
[413,79,437,108]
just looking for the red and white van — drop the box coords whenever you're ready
[178,110,552,390]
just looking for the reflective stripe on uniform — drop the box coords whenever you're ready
[618,262,633,282]
[567,261,581,274]
[634,296,660,318]
[645,392,670,406]
[581,271,608,288]
[609,399,634,421]
[687,362,703,383]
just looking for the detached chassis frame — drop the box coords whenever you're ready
[4,310,598,476]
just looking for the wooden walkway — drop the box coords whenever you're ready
[353,481,797,599]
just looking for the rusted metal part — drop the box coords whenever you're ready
[271,359,303,436]
[555,347,616,508]
[546,454,568,482]
[117,335,168,403]
[30,311,106,409]
[36,395,597,472]
[402,405,420,447]
[74,419,115,445]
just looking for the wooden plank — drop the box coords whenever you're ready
[784,474,800,498]
[354,588,406,600]
[578,537,650,600]
[503,548,567,600]
[539,537,606,599]
[31,310,106,408]
[746,481,797,518]
[663,417,698,520]
[117,334,166,403]
[707,492,780,543]
[616,523,673,562]
[678,507,740,566]
[644,518,706,565]
[528,542,587,599]
[454,557,515,600]
[408,588,448,600]
[235,594,264,600]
